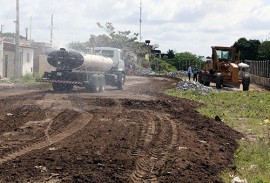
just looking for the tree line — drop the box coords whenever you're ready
[68,22,205,73]
[233,37,270,61]
[2,22,269,73]
[69,23,270,73]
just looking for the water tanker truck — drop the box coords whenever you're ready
[37,47,125,92]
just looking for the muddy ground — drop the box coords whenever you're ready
[0,76,242,183]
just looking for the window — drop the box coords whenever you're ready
[216,50,234,61]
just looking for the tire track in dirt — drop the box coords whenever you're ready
[129,112,178,183]
[129,112,158,183]
[44,112,53,145]
[0,97,93,165]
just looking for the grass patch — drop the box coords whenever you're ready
[165,89,270,182]
[9,73,46,86]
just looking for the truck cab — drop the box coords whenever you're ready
[94,47,125,72]
[93,47,126,89]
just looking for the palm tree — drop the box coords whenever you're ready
[167,49,175,59]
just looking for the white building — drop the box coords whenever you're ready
[0,39,34,78]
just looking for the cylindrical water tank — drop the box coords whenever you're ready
[47,48,84,70]
[47,48,113,72]
[77,54,114,72]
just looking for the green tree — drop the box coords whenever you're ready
[1,32,26,39]
[233,37,249,61]
[167,49,175,59]
[68,22,148,66]
[258,41,270,60]
[1,32,15,38]
[151,56,177,72]
[173,52,203,71]
[233,37,261,60]
[94,22,140,52]
[249,39,261,60]
[68,41,89,52]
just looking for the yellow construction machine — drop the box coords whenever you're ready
[198,46,250,91]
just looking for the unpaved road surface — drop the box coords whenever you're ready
[0,76,242,183]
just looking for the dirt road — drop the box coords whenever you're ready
[0,76,242,183]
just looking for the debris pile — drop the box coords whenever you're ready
[176,80,216,94]
[136,69,160,76]
[164,71,188,77]
[136,70,189,77]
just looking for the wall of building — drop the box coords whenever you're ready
[37,54,54,74]
[21,47,34,75]
[3,50,15,78]
[1,42,35,78]
[32,42,54,74]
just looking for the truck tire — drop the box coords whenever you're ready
[116,73,125,90]
[117,81,123,90]
[85,75,100,93]
[65,84,73,92]
[242,74,250,91]
[99,76,105,92]
[85,83,92,92]
[122,73,126,85]
[92,75,100,93]
[216,75,222,89]
[52,83,62,92]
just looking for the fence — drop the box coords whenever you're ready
[244,60,270,88]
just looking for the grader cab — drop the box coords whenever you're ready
[198,46,250,91]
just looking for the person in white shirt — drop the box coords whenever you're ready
[188,66,192,81]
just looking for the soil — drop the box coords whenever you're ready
[0,76,242,183]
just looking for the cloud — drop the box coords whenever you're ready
[0,0,269,56]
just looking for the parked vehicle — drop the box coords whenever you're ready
[198,46,250,91]
[36,47,125,92]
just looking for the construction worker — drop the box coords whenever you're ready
[193,67,199,82]
[188,66,192,81]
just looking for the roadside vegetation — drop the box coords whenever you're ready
[9,73,46,86]
[166,89,270,183]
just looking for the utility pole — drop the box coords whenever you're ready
[15,0,21,76]
[139,0,142,42]
[25,28,28,41]
[0,25,3,36]
[50,14,53,46]
[30,16,32,41]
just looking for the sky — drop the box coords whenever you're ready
[1,0,270,57]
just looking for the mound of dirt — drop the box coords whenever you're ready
[0,76,242,183]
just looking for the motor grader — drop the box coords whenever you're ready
[198,46,250,91]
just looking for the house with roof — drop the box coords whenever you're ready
[0,38,35,78]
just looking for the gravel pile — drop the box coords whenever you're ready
[135,70,217,94]
[164,71,188,77]
[176,80,217,94]
[136,70,189,77]
[136,69,160,76]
